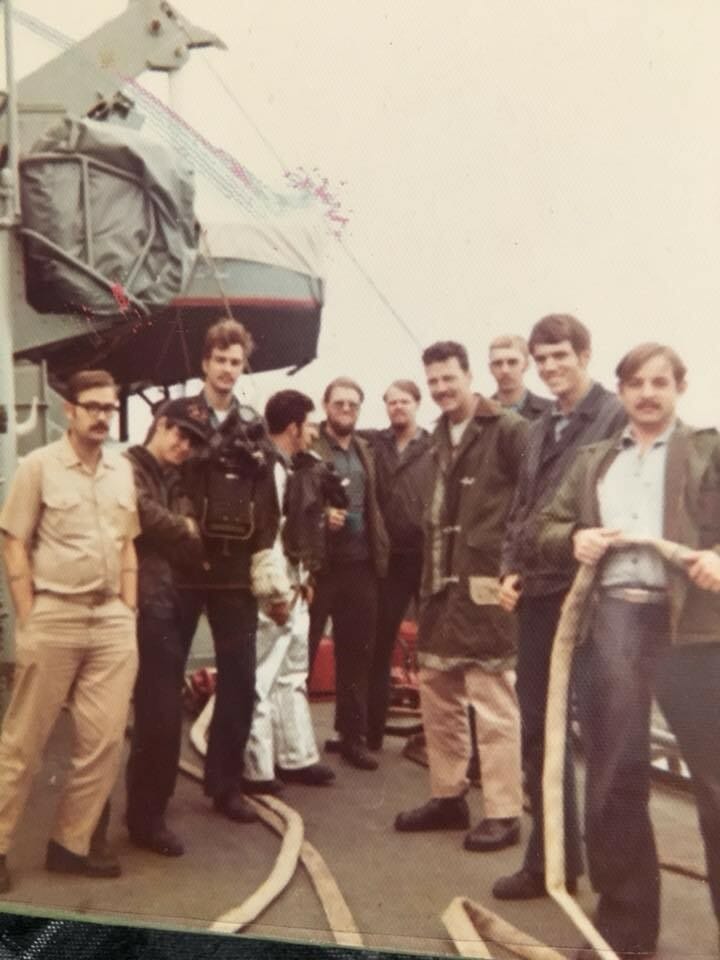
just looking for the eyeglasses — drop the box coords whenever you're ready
[74,402,120,418]
[330,400,360,410]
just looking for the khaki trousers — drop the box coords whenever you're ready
[0,593,138,856]
[419,664,523,818]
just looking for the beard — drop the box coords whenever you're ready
[328,418,354,437]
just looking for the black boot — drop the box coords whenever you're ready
[463,817,520,852]
[395,796,470,832]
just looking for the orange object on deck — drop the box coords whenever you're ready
[309,635,336,697]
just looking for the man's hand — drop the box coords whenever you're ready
[499,573,522,612]
[184,516,200,538]
[683,550,720,592]
[326,507,347,532]
[267,599,291,626]
[572,527,622,566]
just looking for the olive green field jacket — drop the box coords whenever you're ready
[418,396,528,664]
[538,422,720,646]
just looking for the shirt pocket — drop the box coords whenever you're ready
[41,490,83,540]
[110,491,136,539]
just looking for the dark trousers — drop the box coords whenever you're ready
[126,602,192,835]
[308,561,379,744]
[177,588,258,799]
[655,642,720,923]
[516,592,583,880]
[366,551,422,747]
[575,596,667,954]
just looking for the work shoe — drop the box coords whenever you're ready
[46,839,121,878]
[0,854,11,894]
[277,763,336,786]
[242,777,285,795]
[213,792,258,823]
[492,867,577,900]
[340,742,378,771]
[395,796,470,832]
[129,823,185,857]
[463,817,521,852]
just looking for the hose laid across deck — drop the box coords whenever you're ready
[180,755,364,946]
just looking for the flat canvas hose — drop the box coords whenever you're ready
[182,739,364,946]
[542,536,694,959]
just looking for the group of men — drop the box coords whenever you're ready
[1,313,720,960]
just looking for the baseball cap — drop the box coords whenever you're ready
[154,398,210,443]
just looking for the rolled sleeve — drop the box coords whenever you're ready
[0,454,43,543]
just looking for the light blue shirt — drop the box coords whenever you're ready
[598,422,676,588]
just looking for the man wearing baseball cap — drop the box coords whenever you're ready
[123,397,207,856]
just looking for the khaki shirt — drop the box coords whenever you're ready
[0,433,140,595]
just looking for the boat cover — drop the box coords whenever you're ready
[19,116,198,316]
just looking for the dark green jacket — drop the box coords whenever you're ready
[538,422,720,646]
[418,395,528,664]
[311,425,390,578]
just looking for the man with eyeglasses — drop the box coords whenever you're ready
[307,377,390,770]
[0,370,140,893]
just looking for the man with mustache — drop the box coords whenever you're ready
[308,377,390,770]
[177,319,284,823]
[493,314,625,901]
[539,343,720,958]
[395,341,527,852]
[0,370,139,893]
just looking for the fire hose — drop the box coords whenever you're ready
[443,537,704,959]
[182,723,363,947]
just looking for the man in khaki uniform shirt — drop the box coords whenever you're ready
[0,370,139,893]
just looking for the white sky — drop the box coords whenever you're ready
[6,0,720,434]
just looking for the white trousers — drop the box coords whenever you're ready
[243,599,319,781]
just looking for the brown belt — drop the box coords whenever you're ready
[600,586,668,605]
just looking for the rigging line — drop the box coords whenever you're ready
[197,52,290,176]
[17,5,425,353]
[196,228,261,402]
[338,239,423,349]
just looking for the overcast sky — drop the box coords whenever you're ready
[7,0,720,432]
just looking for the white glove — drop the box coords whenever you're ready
[250,547,292,601]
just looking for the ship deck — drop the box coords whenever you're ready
[0,627,716,959]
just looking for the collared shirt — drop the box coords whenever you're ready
[597,422,675,588]
[494,389,528,414]
[325,432,369,563]
[0,433,140,595]
[549,382,595,442]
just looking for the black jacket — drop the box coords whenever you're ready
[500,381,626,596]
[178,391,279,589]
[311,425,390,578]
[518,389,552,421]
[125,445,203,609]
[492,389,551,421]
[361,427,433,556]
